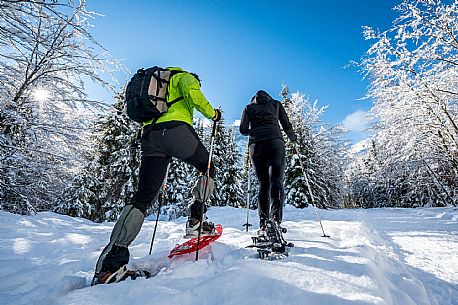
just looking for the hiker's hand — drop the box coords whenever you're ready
[212,108,222,122]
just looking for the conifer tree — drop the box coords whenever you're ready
[162,159,195,220]
[282,85,346,209]
[282,88,323,208]
[218,126,245,207]
[209,117,228,206]
[55,169,103,222]
[193,116,245,207]
[242,142,259,209]
[55,93,141,221]
[98,99,141,221]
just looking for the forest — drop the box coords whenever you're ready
[1,0,457,222]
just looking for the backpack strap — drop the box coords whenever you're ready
[149,96,183,125]
[151,67,169,98]
[150,70,186,125]
[167,96,184,107]
[165,69,187,107]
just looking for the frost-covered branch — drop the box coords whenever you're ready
[352,0,458,207]
[0,0,125,214]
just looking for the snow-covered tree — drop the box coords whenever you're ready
[184,116,245,208]
[241,141,259,210]
[0,0,120,103]
[98,101,141,221]
[218,126,245,207]
[354,0,458,207]
[55,95,141,221]
[0,0,121,214]
[346,139,383,208]
[55,168,103,222]
[162,159,195,220]
[209,117,228,206]
[282,86,347,209]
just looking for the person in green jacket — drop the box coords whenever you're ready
[92,67,222,285]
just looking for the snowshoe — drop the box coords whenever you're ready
[170,224,223,258]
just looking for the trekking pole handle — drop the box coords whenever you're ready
[212,117,218,136]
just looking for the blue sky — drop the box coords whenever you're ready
[87,0,401,141]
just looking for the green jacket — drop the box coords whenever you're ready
[144,67,216,126]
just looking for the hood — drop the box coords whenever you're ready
[167,66,201,85]
[251,90,274,105]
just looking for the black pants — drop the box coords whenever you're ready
[249,138,285,225]
[132,122,215,214]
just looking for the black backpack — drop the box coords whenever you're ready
[125,66,185,123]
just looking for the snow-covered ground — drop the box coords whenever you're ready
[1,206,457,305]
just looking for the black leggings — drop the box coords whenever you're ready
[132,123,214,214]
[249,138,285,224]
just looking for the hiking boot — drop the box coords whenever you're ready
[185,218,200,237]
[92,265,130,285]
[92,265,151,285]
[185,217,215,238]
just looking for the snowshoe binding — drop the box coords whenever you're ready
[247,220,294,259]
[184,217,216,238]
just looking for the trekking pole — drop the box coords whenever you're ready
[195,118,218,261]
[294,145,330,238]
[242,144,252,232]
[149,163,171,255]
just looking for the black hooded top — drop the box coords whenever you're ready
[239,90,297,144]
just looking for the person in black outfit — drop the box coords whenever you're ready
[239,90,296,233]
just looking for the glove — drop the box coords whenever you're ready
[212,108,222,122]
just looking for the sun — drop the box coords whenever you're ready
[33,88,51,102]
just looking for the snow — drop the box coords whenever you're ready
[0,206,457,305]
[350,138,371,155]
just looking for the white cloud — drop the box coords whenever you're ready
[231,119,241,127]
[342,110,370,133]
